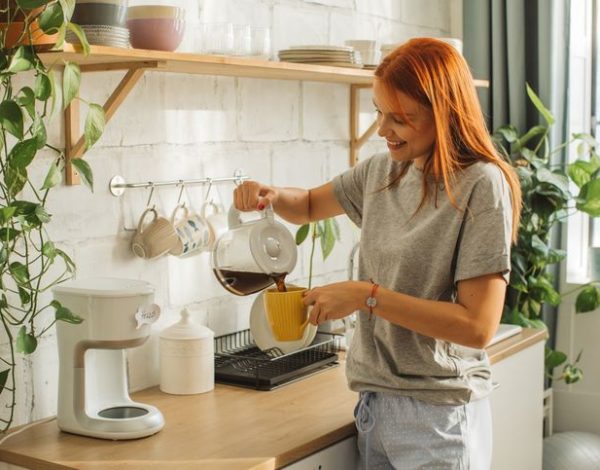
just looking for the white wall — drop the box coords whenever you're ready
[4,0,455,427]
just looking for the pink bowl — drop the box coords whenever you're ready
[127,18,185,52]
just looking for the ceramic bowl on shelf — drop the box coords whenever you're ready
[127,5,185,52]
[72,2,128,28]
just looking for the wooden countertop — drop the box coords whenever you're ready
[0,328,547,470]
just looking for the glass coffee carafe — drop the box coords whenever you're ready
[211,205,297,296]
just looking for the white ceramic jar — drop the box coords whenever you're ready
[159,309,214,395]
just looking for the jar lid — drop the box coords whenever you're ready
[249,216,297,276]
[160,309,214,340]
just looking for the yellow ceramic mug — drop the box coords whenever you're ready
[263,286,310,341]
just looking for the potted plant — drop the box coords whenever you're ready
[0,0,104,431]
[494,84,600,385]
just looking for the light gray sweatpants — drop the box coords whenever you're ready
[355,392,492,469]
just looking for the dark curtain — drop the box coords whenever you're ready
[463,0,570,141]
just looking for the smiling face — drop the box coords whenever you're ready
[373,79,437,169]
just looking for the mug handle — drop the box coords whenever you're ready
[201,200,219,219]
[170,203,188,225]
[137,207,158,234]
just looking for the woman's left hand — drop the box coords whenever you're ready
[303,281,370,325]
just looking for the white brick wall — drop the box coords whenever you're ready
[8,0,454,428]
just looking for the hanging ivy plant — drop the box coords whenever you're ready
[0,0,104,430]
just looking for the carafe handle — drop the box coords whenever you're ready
[227,204,274,229]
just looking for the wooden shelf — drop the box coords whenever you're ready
[38,44,375,84]
[37,44,490,184]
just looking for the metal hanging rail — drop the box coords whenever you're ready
[108,171,249,197]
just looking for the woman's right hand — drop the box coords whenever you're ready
[233,180,279,212]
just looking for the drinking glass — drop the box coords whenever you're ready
[250,27,271,60]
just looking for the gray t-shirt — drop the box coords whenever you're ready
[332,152,513,405]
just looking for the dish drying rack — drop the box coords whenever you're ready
[214,330,341,390]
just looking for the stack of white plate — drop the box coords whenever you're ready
[278,45,362,68]
[66,25,130,48]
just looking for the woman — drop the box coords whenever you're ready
[234,38,521,469]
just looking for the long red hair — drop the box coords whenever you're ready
[375,38,521,242]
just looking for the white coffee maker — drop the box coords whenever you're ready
[53,278,165,440]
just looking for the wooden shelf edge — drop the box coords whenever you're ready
[39,44,374,85]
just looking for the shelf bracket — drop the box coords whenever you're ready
[65,62,163,185]
[349,84,377,167]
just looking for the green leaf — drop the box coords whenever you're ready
[575,285,600,313]
[39,2,64,34]
[18,287,31,306]
[52,300,83,324]
[16,87,35,120]
[55,248,75,272]
[33,116,47,149]
[563,363,583,384]
[0,100,24,140]
[59,0,75,20]
[34,206,50,224]
[84,103,105,149]
[5,166,27,197]
[41,158,61,189]
[66,22,90,56]
[16,0,49,8]
[16,326,37,354]
[0,369,9,395]
[9,262,30,286]
[545,348,567,369]
[526,83,555,125]
[536,168,569,193]
[7,46,34,73]
[516,125,547,150]
[71,158,93,191]
[55,304,83,324]
[8,139,37,170]
[0,207,16,225]
[494,125,518,143]
[320,218,336,260]
[331,217,341,241]
[576,179,600,216]
[62,61,81,109]
[295,224,310,245]
[35,73,52,101]
[42,240,57,261]
[568,160,594,188]
[0,227,21,241]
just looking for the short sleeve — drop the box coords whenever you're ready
[454,168,513,284]
[331,156,374,228]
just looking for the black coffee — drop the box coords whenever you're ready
[214,269,288,296]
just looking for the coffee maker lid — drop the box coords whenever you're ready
[52,278,154,298]
[249,219,297,275]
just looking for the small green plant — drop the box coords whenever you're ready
[295,218,341,289]
[494,84,600,384]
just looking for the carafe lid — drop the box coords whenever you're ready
[249,217,297,275]
[160,309,214,340]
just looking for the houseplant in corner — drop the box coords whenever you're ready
[494,84,600,385]
[0,0,105,430]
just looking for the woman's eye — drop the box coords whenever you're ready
[392,117,405,125]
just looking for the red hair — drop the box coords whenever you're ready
[375,37,521,242]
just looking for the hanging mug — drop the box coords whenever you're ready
[169,204,213,257]
[132,207,179,259]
